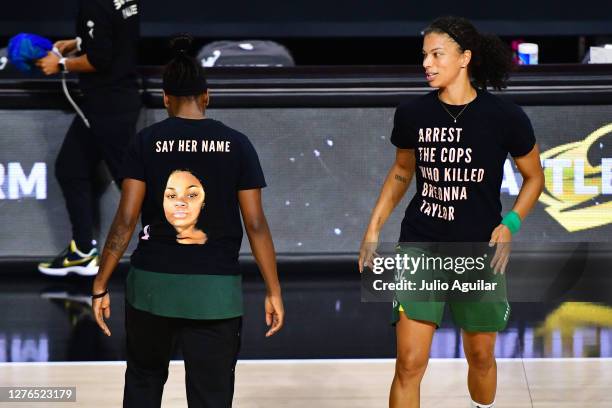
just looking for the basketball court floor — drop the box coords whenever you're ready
[1,265,611,407]
[2,359,611,407]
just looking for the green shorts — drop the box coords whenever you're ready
[391,243,510,332]
[392,300,511,332]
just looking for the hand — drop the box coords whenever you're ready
[489,224,512,274]
[53,39,77,55]
[35,52,60,75]
[264,294,284,337]
[358,231,380,273]
[92,291,112,336]
[176,228,208,245]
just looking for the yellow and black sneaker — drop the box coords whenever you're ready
[38,240,99,276]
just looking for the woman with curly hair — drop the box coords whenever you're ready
[359,16,544,408]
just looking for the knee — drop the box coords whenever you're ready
[395,352,428,384]
[466,349,495,373]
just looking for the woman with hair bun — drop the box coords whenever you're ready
[91,34,284,407]
[359,16,544,408]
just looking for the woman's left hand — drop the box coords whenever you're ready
[489,224,512,274]
[264,293,284,337]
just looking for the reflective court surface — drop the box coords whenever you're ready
[2,263,612,407]
[2,263,612,363]
[3,359,612,407]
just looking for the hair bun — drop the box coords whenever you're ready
[170,33,193,56]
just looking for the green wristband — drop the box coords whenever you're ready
[501,210,521,234]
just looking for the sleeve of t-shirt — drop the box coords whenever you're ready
[80,0,113,72]
[120,131,145,182]
[504,104,536,158]
[390,103,418,149]
[238,137,267,190]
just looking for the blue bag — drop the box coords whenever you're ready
[8,33,54,72]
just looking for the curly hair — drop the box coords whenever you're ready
[423,16,513,90]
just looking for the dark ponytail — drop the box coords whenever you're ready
[162,33,208,97]
[424,16,513,90]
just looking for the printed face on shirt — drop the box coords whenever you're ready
[422,32,470,89]
[163,170,205,231]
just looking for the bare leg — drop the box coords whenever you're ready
[389,312,436,408]
[462,331,497,405]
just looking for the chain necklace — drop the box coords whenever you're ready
[437,91,476,123]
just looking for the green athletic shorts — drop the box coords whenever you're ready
[390,244,510,332]
[392,300,511,332]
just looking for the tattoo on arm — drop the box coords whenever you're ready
[394,174,408,184]
[104,218,132,256]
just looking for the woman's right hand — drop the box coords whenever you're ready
[92,291,111,337]
[53,39,77,55]
[357,150,415,273]
[358,231,380,273]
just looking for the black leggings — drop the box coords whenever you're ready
[123,302,242,408]
[55,110,140,251]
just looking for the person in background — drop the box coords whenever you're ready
[37,0,141,276]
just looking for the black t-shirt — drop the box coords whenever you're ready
[391,89,536,242]
[76,0,140,111]
[121,117,266,275]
